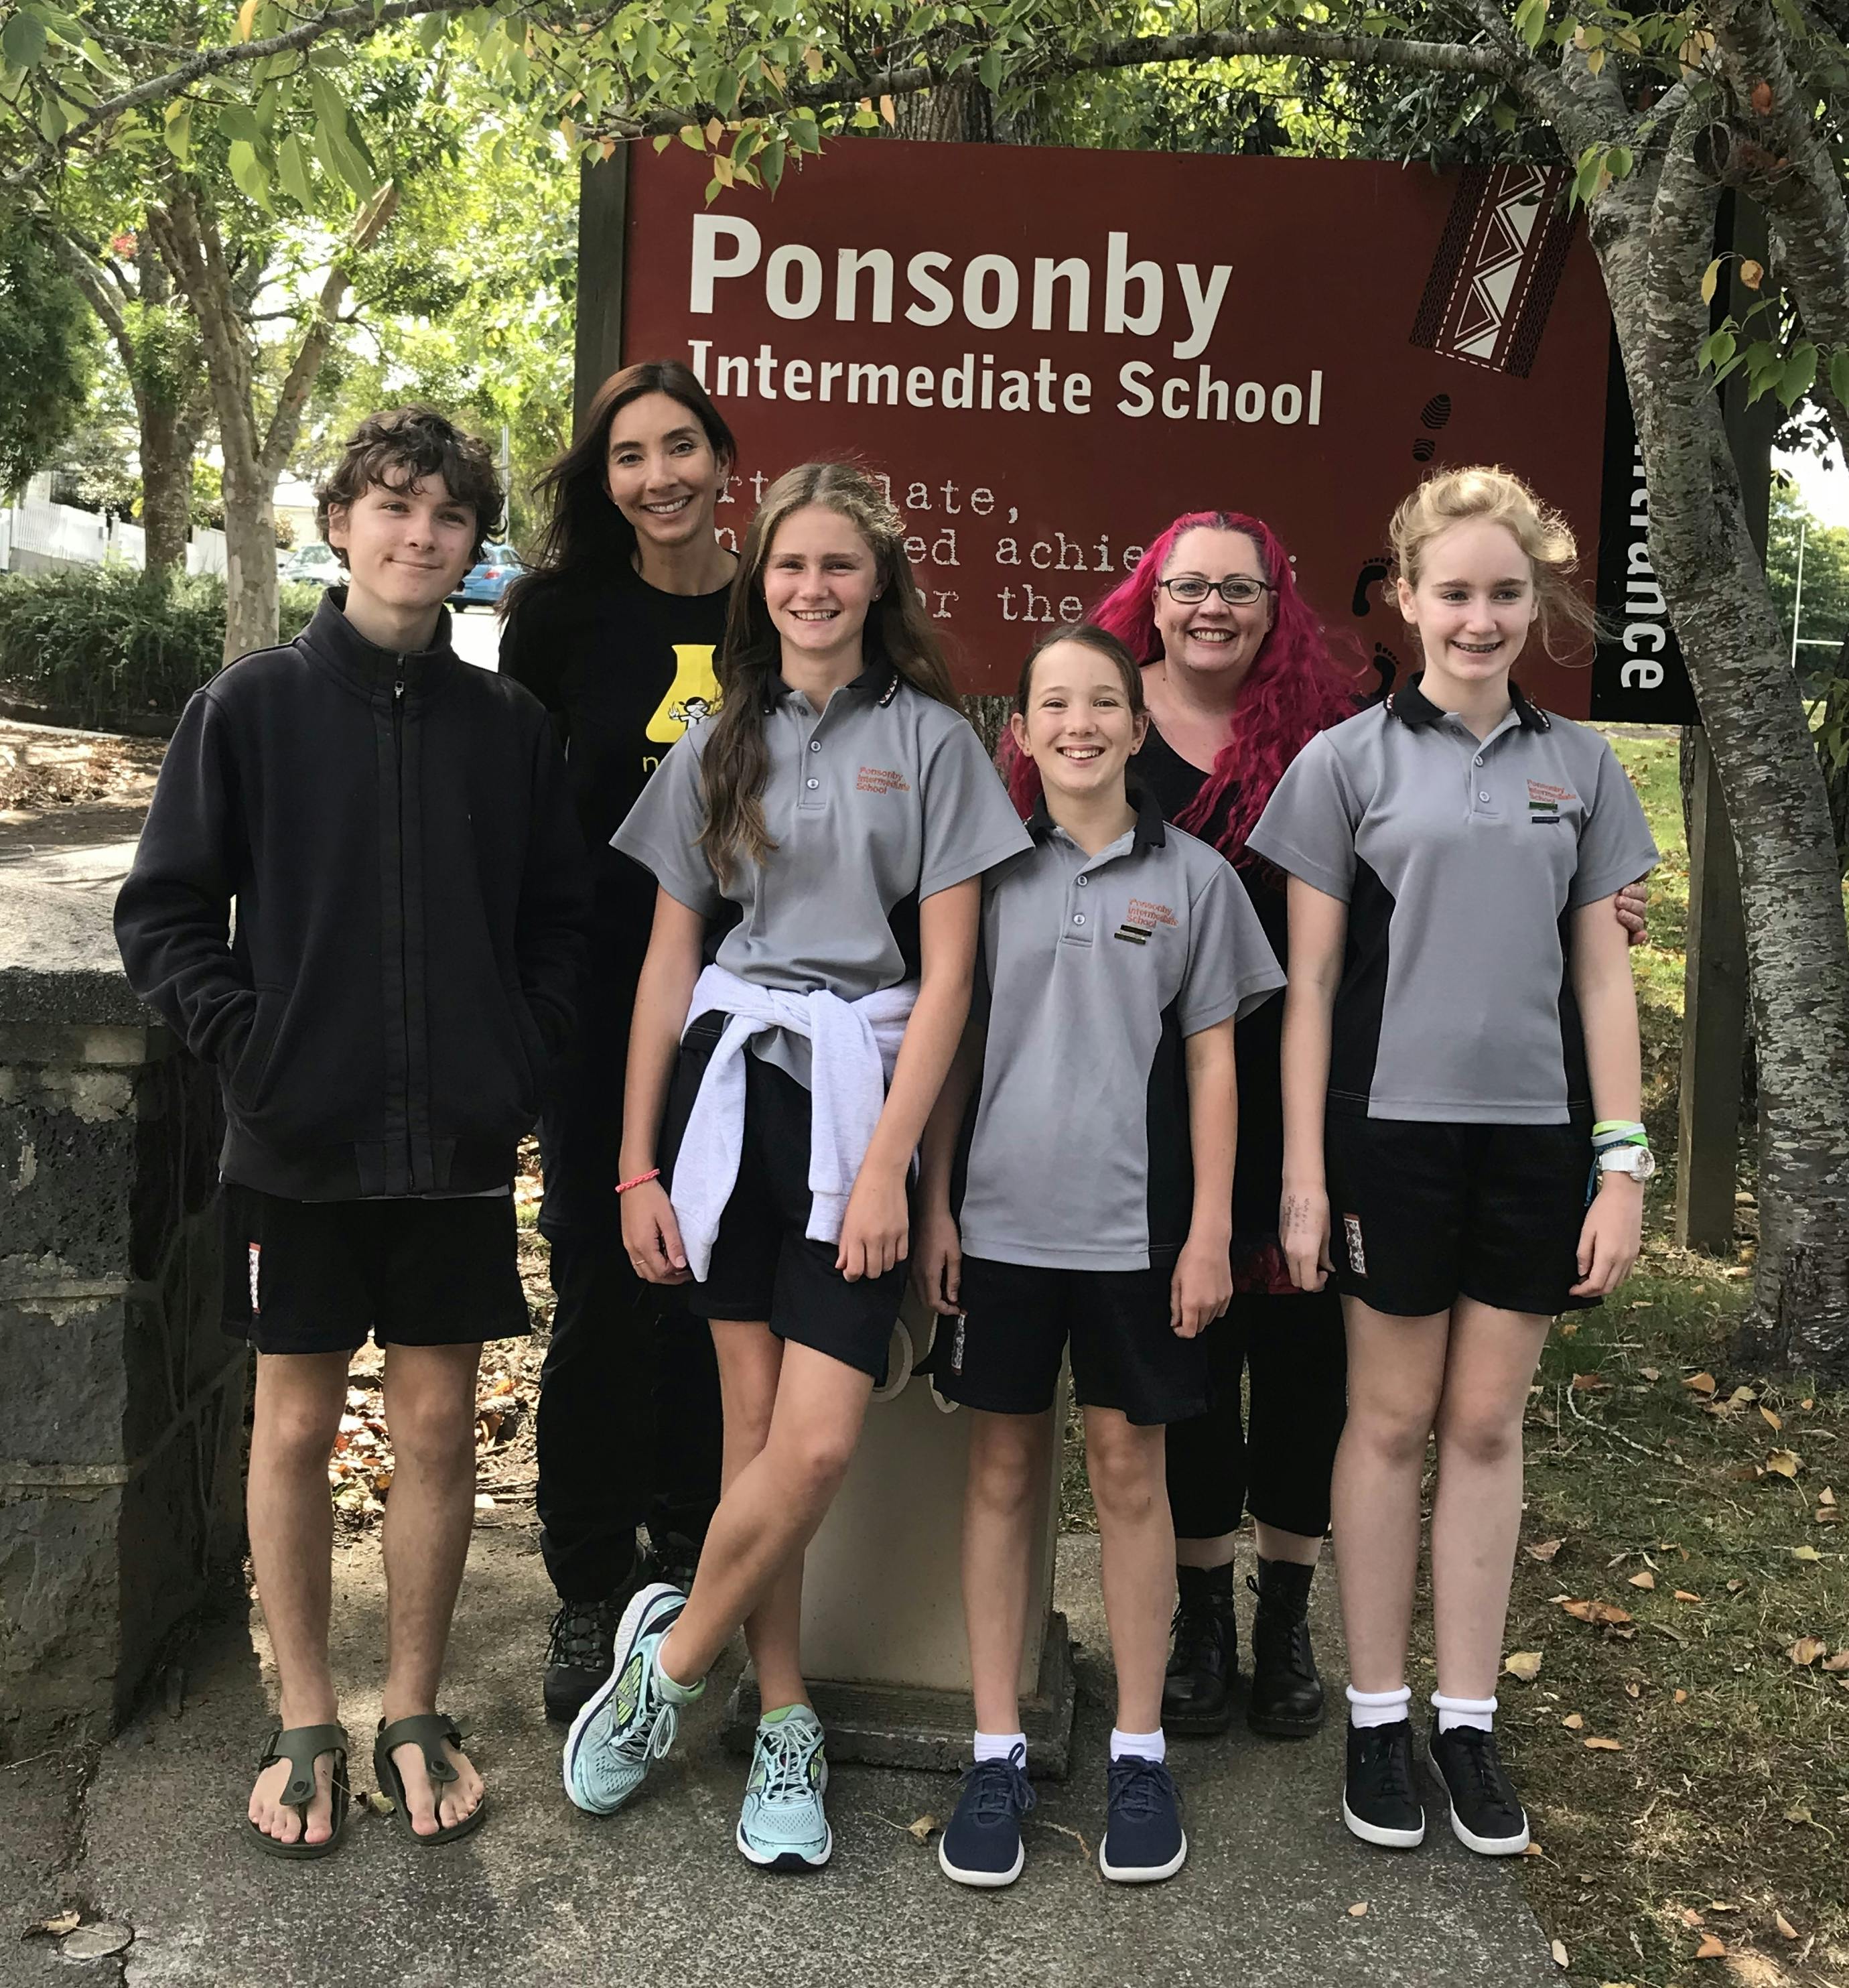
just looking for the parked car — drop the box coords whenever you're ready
[281,542,342,588]
[451,542,523,610]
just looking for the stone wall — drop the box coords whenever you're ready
[0,956,245,1758]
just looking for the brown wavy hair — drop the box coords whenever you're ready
[699,461,959,884]
[316,407,503,566]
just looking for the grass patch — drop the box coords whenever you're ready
[1506,1270,1848,1987]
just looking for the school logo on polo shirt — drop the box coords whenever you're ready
[1527,778,1574,824]
[856,765,911,794]
[1114,897,1176,945]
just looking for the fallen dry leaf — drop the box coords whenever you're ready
[1695,1933,1727,1959]
[1821,1487,1837,1507]
[1761,1404,1783,1431]
[1629,1570,1657,1589]
[1560,1599,1633,1626]
[364,1789,395,1816]
[1784,1804,1813,1825]
[1765,1450,1801,1479]
[1571,1372,1606,1390]
[1559,1321,1580,1339]
[25,1912,81,1938]
[1562,1712,1586,1729]
[1787,1636,1827,1666]
[1527,1538,1565,1563]
[1674,1688,1688,1703]
[1791,1545,1822,1563]
[1684,1909,1707,1928]
[1348,1902,1369,1917]
[1775,1912,1798,1939]
[1684,1371,1718,1396]
[906,1813,941,1845]
[1522,1842,1544,1857]
[1822,1649,1849,1672]
[1751,76,1775,112]
[1675,1589,1703,1603]
[1551,1938,1569,1968]
[1641,1366,1661,1381]
[1625,1681,1641,1699]
[1727,1579,1746,1593]
[1584,1736,1625,1750]
[1503,1651,1544,1682]
[1730,1386,1758,1405]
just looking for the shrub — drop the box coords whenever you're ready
[0,568,320,730]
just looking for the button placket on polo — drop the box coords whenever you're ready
[1457,712,1518,819]
[795,695,829,812]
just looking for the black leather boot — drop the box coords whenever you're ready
[1162,1562,1239,1736]
[1245,1556,1324,1737]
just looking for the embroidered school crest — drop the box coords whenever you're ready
[1527,779,1574,824]
[1115,897,1176,945]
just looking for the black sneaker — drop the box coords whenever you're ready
[648,1529,702,1595]
[543,1554,654,1724]
[1427,1719,1529,1854]
[1342,1719,1426,1849]
[938,1745,1036,1888]
[1098,1755,1188,1883]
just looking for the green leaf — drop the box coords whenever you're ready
[979,46,1002,90]
[678,123,705,151]
[1700,256,1723,305]
[227,138,272,209]
[276,129,315,206]
[1606,145,1634,179]
[1698,329,1736,371]
[758,134,785,190]
[218,104,263,147]
[416,9,450,53]
[162,100,192,164]
[653,132,673,152]
[1779,342,1818,407]
[1831,348,1849,408]
[1,12,48,69]
[36,88,67,141]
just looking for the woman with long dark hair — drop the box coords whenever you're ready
[499,361,734,1726]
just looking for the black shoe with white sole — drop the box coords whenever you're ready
[1341,1719,1426,1849]
[1427,1720,1530,1854]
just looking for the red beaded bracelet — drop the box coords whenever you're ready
[615,1168,661,1195]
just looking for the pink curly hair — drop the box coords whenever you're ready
[1000,510,1360,860]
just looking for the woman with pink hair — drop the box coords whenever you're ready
[1002,507,1647,1747]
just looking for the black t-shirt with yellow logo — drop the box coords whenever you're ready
[499,563,730,1229]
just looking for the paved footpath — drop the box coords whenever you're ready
[5,1524,1560,1988]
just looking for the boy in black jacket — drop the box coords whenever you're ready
[116,409,588,1855]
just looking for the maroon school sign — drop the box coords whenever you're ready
[612,139,1690,720]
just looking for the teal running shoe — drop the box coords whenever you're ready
[736,1704,832,1870]
[562,1582,701,1815]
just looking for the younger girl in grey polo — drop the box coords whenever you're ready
[1245,678,1659,1124]
[957,792,1285,1271]
[613,662,1033,1087]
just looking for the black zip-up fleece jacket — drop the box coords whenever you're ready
[115,592,590,1200]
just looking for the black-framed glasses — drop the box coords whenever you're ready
[1159,576,1276,607]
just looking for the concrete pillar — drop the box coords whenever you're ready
[726,1295,1076,1775]
[0,911,246,1758]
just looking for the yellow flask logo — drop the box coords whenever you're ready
[646,644,722,742]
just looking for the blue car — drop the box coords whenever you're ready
[450,542,524,610]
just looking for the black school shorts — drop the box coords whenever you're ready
[931,1256,1211,1426]
[659,1015,906,1386]
[220,1184,531,1355]
[1324,1113,1598,1318]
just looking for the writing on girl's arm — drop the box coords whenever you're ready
[1568,894,1647,1299]
[1278,876,1348,1293]
[1172,1018,1237,1337]
[618,886,707,1284]
[837,874,983,1284]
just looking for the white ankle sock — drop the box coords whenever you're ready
[1346,1684,1412,1730]
[1432,1691,1496,1734]
[973,1729,1026,1764]
[1109,1726,1165,1763]
[651,1648,701,1703]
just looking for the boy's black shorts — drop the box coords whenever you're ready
[221,1184,531,1355]
[930,1256,1211,1427]
[1324,1112,1599,1318]
[659,1015,906,1386]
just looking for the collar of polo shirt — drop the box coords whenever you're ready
[1026,783,1168,850]
[760,661,900,714]
[1386,672,1552,734]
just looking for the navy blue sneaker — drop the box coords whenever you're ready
[1099,1755,1188,1883]
[939,1745,1035,1888]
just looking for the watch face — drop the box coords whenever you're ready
[1604,1146,1656,1181]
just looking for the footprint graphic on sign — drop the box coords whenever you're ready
[1351,557,1391,617]
[1412,392,1452,461]
[646,644,722,743]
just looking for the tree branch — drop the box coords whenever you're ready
[259,259,350,478]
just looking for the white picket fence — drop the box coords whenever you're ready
[0,478,228,578]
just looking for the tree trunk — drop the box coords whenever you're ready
[137,397,193,579]
[219,446,280,659]
[1589,157,1849,1376]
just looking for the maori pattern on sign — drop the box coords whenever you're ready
[1411,163,1575,378]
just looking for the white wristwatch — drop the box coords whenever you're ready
[1597,1144,1656,1183]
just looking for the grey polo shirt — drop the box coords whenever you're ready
[612,663,1032,1085]
[1245,676,1659,1126]
[957,792,1285,1272]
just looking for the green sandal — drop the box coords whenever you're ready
[372,1713,487,1847]
[249,1723,350,1859]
